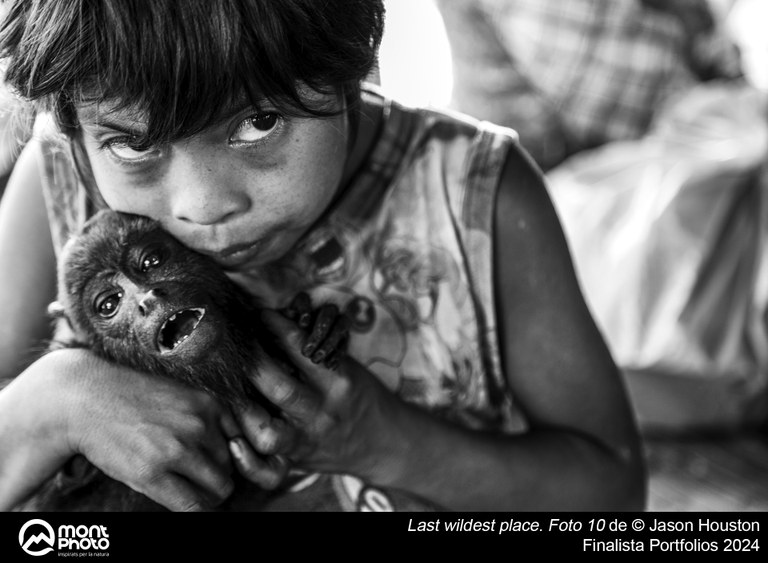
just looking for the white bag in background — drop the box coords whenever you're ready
[548,81,768,434]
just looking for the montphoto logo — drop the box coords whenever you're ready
[19,519,55,556]
[19,518,110,557]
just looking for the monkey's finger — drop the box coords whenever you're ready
[324,354,340,371]
[311,315,350,365]
[261,309,340,396]
[229,437,290,490]
[322,337,347,370]
[283,291,313,328]
[302,303,340,358]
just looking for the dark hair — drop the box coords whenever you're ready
[0,0,385,144]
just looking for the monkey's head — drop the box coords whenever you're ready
[55,209,264,404]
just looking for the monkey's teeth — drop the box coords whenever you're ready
[158,308,205,353]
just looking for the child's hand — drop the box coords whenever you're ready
[232,309,407,484]
[0,351,79,510]
[0,348,277,512]
[65,353,238,511]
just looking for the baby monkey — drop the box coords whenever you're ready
[16,209,349,511]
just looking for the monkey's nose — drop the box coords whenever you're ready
[137,288,163,316]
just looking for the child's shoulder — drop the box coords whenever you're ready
[360,83,521,190]
[363,83,519,146]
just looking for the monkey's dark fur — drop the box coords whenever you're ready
[16,209,305,512]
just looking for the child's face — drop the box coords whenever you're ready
[76,93,349,271]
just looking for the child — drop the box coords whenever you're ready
[0,0,646,511]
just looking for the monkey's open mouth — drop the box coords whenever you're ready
[158,308,205,353]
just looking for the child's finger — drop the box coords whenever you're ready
[144,474,219,512]
[247,346,322,421]
[236,403,299,456]
[229,437,289,491]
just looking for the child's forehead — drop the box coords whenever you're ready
[77,100,149,130]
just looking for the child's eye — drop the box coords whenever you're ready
[230,112,282,144]
[102,137,163,164]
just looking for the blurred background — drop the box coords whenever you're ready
[378,0,768,512]
[378,0,767,107]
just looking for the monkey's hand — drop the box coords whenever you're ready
[281,292,349,370]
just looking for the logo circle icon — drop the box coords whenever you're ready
[19,519,55,556]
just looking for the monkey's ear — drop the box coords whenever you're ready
[47,300,67,319]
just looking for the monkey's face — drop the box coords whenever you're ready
[82,239,220,364]
[59,210,255,369]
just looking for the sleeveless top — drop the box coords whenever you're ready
[35,86,528,511]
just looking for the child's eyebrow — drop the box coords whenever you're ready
[78,105,149,137]
[87,119,146,136]
[219,94,271,119]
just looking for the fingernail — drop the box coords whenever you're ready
[229,438,243,461]
[299,313,311,328]
[312,350,326,363]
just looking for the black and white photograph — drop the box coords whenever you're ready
[0,0,766,557]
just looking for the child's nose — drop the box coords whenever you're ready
[172,184,250,226]
[168,155,251,226]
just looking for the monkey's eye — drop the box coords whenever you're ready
[140,252,162,272]
[96,292,123,318]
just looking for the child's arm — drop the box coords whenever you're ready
[0,140,57,383]
[233,145,647,511]
[486,144,647,510]
[0,144,281,511]
[0,141,68,506]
